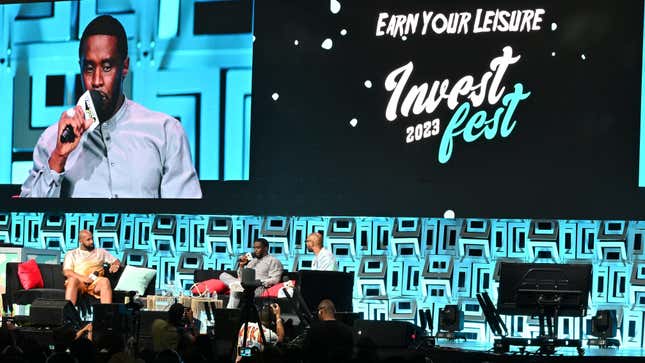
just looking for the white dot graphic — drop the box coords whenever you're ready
[364,80,372,88]
[443,210,455,219]
[321,38,333,50]
[340,29,348,36]
[272,93,279,101]
[330,0,341,14]
[402,35,407,41]
[581,54,586,60]
[349,118,358,127]
[294,40,299,46]
[551,51,556,56]
[551,23,557,31]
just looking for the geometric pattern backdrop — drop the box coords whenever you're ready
[1,213,645,348]
[0,0,252,184]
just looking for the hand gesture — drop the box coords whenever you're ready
[108,262,120,273]
[239,254,249,266]
[49,106,94,172]
[270,303,281,317]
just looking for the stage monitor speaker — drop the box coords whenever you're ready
[213,308,241,340]
[438,305,464,332]
[29,299,80,328]
[335,311,363,328]
[591,310,617,338]
[354,320,421,348]
[93,303,130,337]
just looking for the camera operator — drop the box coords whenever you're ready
[236,303,284,362]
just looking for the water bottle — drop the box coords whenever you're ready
[166,281,176,297]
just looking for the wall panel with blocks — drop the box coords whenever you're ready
[1,213,644,346]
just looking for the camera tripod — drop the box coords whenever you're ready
[238,281,267,359]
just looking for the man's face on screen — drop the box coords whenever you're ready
[80,34,129,121]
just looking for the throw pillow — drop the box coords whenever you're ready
[260,280,297,297]
[191,279,228,296]
[114,265,156,295]
[17,259,44,290]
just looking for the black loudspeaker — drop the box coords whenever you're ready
[592,310,617,338]
[438,305,464,332]
[93,303,130,337]
[213,308,241,340]
[29,299,80,328]
[354,320,421,348]
[335,312,363,328]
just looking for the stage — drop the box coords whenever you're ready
[6,322,645,363]
[427,349,645,363]
[379,341,645,363]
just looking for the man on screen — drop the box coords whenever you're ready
[20,15,201,198]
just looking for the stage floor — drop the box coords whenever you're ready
[427,341,645,363]
[11,325,645,362]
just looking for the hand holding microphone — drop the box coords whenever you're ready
[59,90,104,144]
[56,105,89,148]
[49,90,104,173]
[239,252,254,266]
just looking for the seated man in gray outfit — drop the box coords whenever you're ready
[219,238,283,308]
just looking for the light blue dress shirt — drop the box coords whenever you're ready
[20,98,202,198]
[312,247,337,271]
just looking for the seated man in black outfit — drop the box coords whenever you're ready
[303,299,354,363]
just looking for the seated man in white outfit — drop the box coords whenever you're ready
[62,229,120,304]
[306,232,337,271]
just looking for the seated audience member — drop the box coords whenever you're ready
[63,229,121,305]
[236,303,284,362]
[219,238,284,308]
[69,338,96,363]
[303,299,353,363]
[151,303,198,356]
[306,232,337,271]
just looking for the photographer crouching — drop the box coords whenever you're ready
[237,303,284,362]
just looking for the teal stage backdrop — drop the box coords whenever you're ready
[1,213,644,347]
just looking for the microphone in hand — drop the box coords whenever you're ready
[59,90,106,144]
[60,124,76,143]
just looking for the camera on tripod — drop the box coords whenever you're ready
[240,267,262,291]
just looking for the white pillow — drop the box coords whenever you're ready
[114,265,156,295]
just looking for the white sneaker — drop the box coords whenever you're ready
[229,281,244,293]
